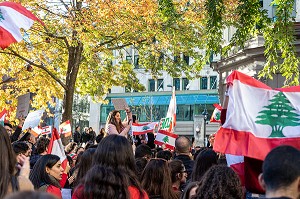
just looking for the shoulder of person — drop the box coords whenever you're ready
[18,175,34,191]
[128,186,149,199]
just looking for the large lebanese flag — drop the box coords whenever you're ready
[166,86,176,133]
[47,128,68,169]
[132,122,158,135]
[0,2,44,49]
[214,71,300,160]
[154,129,178,150]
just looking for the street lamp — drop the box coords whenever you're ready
[202,108,208,146]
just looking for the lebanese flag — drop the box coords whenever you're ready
[59,120,72,137]
[166,86,176,133]
[154,129,178,150]
[214,70,300,160]
[226,154,245,186]
[0,109,7,126]
[47,128,68,169]
[210,104,222,123]
[132,122,158,135]
[0,2,44,49]
[31,125,52,137]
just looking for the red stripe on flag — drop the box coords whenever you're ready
[0,27,18,49]
[154,140,175,150]
[227,71,272,90]
[133,130,153,135]
[0,2,44,25]
[132,123,151,127]
[158,129,179,139]
[213,127,300,160]
[230,162,245,186]
[275,86,300,92]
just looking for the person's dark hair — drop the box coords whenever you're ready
[29,154,61,189]
[64,142,77,154]
[132,115,137,123]
[193,165,243,199]
[193,147,208,160]
[89,135,144,198]
[77,165,130,199]
[12,141,29,155]
[181,181,199,199]
[135,144,152,159]
[169,159,185,183]
[191,148,217,182]
[75,126,80,131]
[96,128,106,143]
[135,158,148,181]
[36,137,50,154]
[75,146,84,154]
[262,145,300,191]
[19,132,31,142]
[74,148,96,186]
[175,136,191,154]
[106,110,124,133]
[157,150,173,161]
[141,158,179,199]
[0,125,17,198]
[4,123,13,129]
[4,191,57,199]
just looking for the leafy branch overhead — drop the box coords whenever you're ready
[0,0,298,119]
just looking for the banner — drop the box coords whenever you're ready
[132,122,157,135]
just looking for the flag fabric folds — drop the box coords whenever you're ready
[166,86,176,133]
[214,70,300,160]
[0,2,44,49]
[210,103,222,123]
[132,122,157,135]
[154,129,178,150]
[0,109,7,126]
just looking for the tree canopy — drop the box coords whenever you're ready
[0,0,298,122]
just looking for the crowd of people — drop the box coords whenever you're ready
[0,108,300,199]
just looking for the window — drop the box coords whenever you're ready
[157,79,164,91]
[182,78,190,90]
[134,55,139,69]
[126,55,132,63]
[149,79,155,92]
[210,76,217,89]
[200,77,208,90]
[173,78,180,90]
[183,55,189,65]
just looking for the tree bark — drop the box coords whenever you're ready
[61,42,83,145]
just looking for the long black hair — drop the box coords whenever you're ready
[29,154,60,189]
[0,125,17,198]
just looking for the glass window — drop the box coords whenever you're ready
[210,76,217,89]
[149,79,155,92]
[173,78,180,90]
[134,55,139,69]
[176,105,193,121]
[200,77,208,90]
[182,78,190,90]
[126,55,132,63]
[183,55,189,65]
[157,79,164,91]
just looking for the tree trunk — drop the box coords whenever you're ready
[61,43,83,145]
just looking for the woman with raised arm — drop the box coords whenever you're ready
[105,107,132,138]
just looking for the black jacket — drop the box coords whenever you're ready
[73,131,82,144]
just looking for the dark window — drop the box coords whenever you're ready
[157,79,164,91]
[200,77,208,90]
[173,78,180,90]
[183,55,189,65]
[182,78,190,90]
[210,76,217,89]
[125,86,131,93]
[134,55,139,69]
[149,79,155,92]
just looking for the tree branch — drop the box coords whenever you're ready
[6,49,68,90]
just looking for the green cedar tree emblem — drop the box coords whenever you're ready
[142,125,150,130]
[255,92,300,137]
[162,136,169,143]
[215,112,220,120]
[0,10,4,22]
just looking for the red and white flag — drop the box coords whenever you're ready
[210,103,222,123]
[59,120,72,137]
[154,129,178,150]
[166,86,176,133]
[132,122,157,135]
[31,126,52,137]
[0,2,44,49]
[0,109,7,126]
[214,70,300,160]
[47,128,68,169]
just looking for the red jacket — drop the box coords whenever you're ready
[46,185,62,199]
